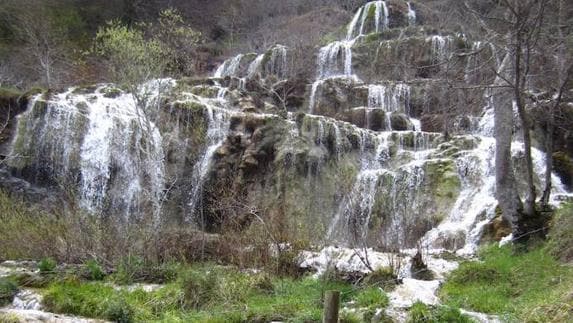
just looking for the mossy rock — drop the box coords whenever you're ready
[102,87,122,98]
[72,85,98,95]
[482,215,512,243]
[390,113,413,131]
[190,85,219,98]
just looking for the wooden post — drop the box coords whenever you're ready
[323,290,340,323]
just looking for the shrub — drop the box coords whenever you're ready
[0,278,18,306]
[104,299,134,323]
[85,259,105,281]
[180,268,218,309]
[38,257,57,273]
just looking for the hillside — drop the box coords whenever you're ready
[0,0,572,322]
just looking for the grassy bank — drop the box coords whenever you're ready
[440,204,573,322]
[1,262,397,323]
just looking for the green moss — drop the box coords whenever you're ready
[426,160,461,198]
[0,87,22,101]
[72,85,98,95]
[441,244,573,320]
[102,87,122,98]
[364,32,382,44]
[190,85,219,98]
[367,3,377,20]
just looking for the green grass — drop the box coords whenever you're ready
[41,264,380,322]
[440,244,573,321]
[407,301,473,323]
[546,202,573,262]
[354,286,389,309]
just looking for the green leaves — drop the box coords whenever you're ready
[92,8,202,86]
[94,20,165,86]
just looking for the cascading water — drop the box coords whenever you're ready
[368,83,412,130]
[214,54,244,79]
[347,1,390,40]
[407,2,416,26]
[8,81,173,222]
[427,35,452,62]
[186,102,230,222]
[214,45,289,84]
[309,1,402,113]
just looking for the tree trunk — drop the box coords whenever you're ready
[513,42,537,219]
[541,105,554,209]
[494,54,523,229]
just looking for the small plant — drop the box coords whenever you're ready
[0,278,18,306]
[113,256,145,284]
[407,302,473,323]
[354,286,389,309]
[362,266,398,291]
[85,259,105,281]
[104,298,134,323]
[38,257,57,273]
[180,268,218,309]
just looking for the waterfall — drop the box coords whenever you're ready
[8,81,173,222]
[214,45,289,82]
[247,54,265,79]
[308,80,323,114]
[310,1,398,114]
[187,103,230,221]
[407,2,417,26]
[347,1,390,40]
[368,83,412,131]
[214,54,244,78]
[317,41,354,79]
[266,45,288,78]
[427,35,452,62]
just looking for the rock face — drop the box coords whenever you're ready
[0,0,570,254]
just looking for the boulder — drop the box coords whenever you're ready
[390,113,414,131]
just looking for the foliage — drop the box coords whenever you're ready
[38,257,57,273]
[84,259,105,281]
[407,302,473,323]
[440,244,573,321]
[93,20,166,87]
[0,278,18,306]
